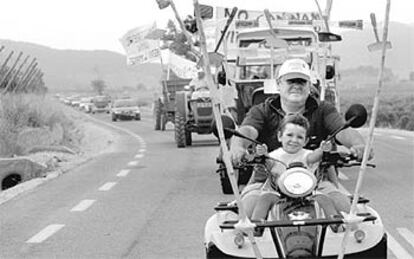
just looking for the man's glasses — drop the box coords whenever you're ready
[284,78,308,85]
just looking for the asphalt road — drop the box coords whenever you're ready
[0,110,412,259]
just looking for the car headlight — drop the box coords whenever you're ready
[277,167,317,198]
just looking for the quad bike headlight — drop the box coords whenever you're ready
[354,229,366,243]
[277,167,317,198]
[233,231,245,248]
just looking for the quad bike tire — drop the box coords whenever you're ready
[154,101,162,130]
[221,174,233,194]
[174,111,186,148]
[218,164,233,194]
[218,164,253,195]
[206,244,234,259]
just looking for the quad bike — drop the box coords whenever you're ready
[205,104,387,258]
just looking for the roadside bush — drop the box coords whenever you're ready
[0,93,82,157]
[340,89,414,131]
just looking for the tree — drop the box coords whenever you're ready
[90,79,107,95]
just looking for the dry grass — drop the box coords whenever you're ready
[0,93,82,157]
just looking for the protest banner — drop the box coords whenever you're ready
[120,22,161,65]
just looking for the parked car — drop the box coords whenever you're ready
[91,95,111,114]
[110,99,141,121]
[79,97,93,113]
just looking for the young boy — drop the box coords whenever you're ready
[242,114,350,231]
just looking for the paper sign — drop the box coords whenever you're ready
[119,22,161,65]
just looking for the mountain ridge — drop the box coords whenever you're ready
[0,21,412,92]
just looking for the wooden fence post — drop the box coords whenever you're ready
[15,58,36,91]
[19,63,38,91]
[4,55,30,93]
[0,51,14,82]
[0,51,23,90]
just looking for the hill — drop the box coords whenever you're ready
[332,21,413,79]
[0,39,162,93]
[0,21,412,92]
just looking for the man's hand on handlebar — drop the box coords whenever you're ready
[230,145,247,165]
[349,144,374,161]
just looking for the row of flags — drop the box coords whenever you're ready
[119,21,198,79]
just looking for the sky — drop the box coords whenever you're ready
[0,0,411,54]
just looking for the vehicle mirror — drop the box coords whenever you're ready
[263,79,279,94]
[325,65,335,80]
[318,32,342,42]
[211,115,236,139]
[217,71,226,85]
[345,104,367,128]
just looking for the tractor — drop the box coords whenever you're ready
[153,79,191,131]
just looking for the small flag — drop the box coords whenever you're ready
[155,0,170,9]
[338,20,363,30]
[199,4,214,19]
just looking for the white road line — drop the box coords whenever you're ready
[98,182,117,191]
[26,224,65,243]
[117,169,130,177]
[391,136,405,140]
[388,233,413,259]
[397,228,414,249]
[134,154,144,159]
[128,161,139,167]
[139,148,146,153]
[70,199,96,212]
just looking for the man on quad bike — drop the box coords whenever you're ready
[230,58,373,216]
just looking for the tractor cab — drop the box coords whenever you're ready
[225,26,341,124]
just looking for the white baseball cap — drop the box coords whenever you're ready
[277,58,311,81]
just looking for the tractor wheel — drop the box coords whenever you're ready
[154,101,161,130]
[185,130,192,146]
[160,113,167,131]
[174,111,186,148]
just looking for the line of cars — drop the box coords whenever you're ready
[57,94,141,122]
